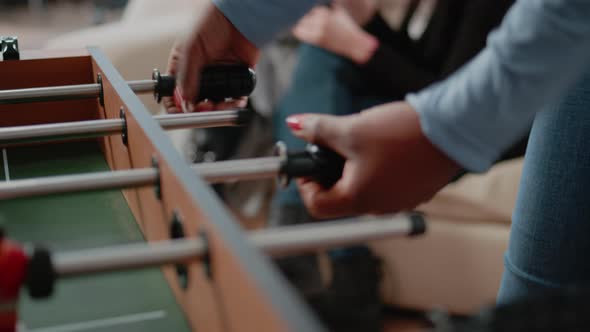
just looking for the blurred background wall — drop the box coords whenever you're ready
[0,0,126,49]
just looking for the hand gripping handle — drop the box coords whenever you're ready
[278,143,345,189]
[155,64,256,104]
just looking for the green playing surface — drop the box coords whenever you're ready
[0,141,191,332]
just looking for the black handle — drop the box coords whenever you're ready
[199,65,257,101]
[1,36,20,61]
[154,65,256,102]
[280,144,345,188]
[26,246,56,299]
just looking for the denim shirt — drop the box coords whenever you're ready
[213,0,590,172]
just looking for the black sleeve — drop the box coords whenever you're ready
[356,0,514,97]
[358,43,438,97]
[439,0,514,76]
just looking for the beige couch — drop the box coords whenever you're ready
[373,158,521,313]
[46,0,205,115]
[46,0,521,315]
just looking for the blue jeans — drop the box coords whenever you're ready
[497,69,590,304]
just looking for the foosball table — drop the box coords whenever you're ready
[0,42,425,332]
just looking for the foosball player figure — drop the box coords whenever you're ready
[0,228,28,332]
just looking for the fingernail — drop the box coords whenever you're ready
[286,114,309,131]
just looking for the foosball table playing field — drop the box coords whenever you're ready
[0,43,426,332]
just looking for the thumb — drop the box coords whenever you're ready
[286,114,352,155]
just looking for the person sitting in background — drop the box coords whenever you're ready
[270,0,517,331]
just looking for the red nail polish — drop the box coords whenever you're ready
[173,87,188,113]
[286,115,306,131]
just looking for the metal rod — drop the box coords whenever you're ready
[53,214,421,277]
[250,214,419,258]
[0,79,157,104]
[127,79,156,94]
[152,110,244,131]
[194,156,282,183]
[0,110,245,146]
[54,237,207,277]
[0,168,158,199]
[0,157,283,200]
[0,119,123,143]
[0,84,100,104]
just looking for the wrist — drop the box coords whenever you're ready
[348,32,379,65]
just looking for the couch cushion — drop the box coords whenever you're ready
[371,216,509,314]
[419,158,523,225]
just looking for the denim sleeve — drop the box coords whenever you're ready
[406,0,590,172]
[211,0,318,47]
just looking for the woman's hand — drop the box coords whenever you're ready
[292,3,379,65]
[286,102,462,219]
[162,42,249,113]
[166,3,258,113]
